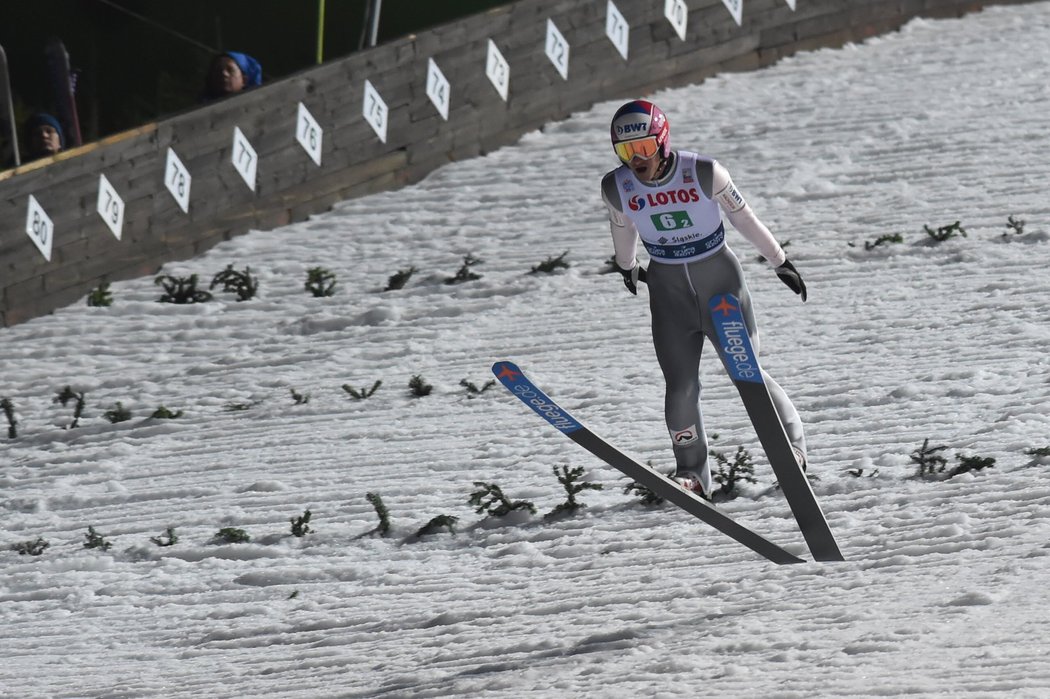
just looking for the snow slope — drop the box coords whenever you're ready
[3,3,1050,697]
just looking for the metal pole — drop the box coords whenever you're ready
[316,0,326,64]
[367,0,382,48]
[0,44,19,167]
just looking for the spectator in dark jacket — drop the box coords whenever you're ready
[24,112,64,160]
[203,51,263,101]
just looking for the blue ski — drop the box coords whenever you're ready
[492,360,804,565]
[709,294,844,561]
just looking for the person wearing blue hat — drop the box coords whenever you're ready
[203,51,263,101]
[25,112,65,160]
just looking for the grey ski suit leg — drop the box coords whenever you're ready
[647,246,806,493]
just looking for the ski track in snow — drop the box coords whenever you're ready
[4,5,1050,697]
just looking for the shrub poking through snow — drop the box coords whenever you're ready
[409,375,433,397]
[385,266,417,291]
[150,406,183,419]
[211,265,258,301]
[911,438,950,478]
[150,528,179,547]
[712,445,758,498]
[1004,215,1025,237]
[924,221,967,243]
[444,254,482,284]
[291,510,313,537]
[223,399,261,412]
[343,381,382,400]
[87,281,113,307]
[305,267,337,297]
[414,514,458,537]
[84,527,113,551]
[290,389,310,405]
[365,492,391,537]
[950,454,996,478]
[529,251,570,274]
[624,478,664,506]
[460,379,495,398]
[12,538,49,556]
[545,465,603,520]
[863,233,904,250]
[1,398,16,438]
[468,482,536,517]
[53,386,86,429]
[103,402,132,424]
[156,274,212,303]
[1025,447,1050,467]
[212,528,251,544]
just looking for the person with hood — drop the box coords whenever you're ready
[601,99,808,500]
[24,112,64,160]
[203,51,263,101]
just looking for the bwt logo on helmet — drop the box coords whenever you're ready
[615,118,650,136]
[628,195,646,211]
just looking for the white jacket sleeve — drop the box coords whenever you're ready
[602,178,640,271]
[711,160,786,267]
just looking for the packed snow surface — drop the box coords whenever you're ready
[4,4,1050,697]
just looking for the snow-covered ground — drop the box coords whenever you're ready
[4,3,1050,697]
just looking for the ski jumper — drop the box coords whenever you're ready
[601,151,806,493]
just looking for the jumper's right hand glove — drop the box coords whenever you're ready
[617,264,647,295]
[775,258,807,302]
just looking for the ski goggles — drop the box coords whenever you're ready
[614,136,660,163]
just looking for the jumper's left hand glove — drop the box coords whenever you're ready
[617,264,648,295]
[775,258,807,302]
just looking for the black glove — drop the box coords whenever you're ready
[775,258,807,302]
[617,264,647,295]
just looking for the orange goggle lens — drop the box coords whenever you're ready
[614,136,660,162]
